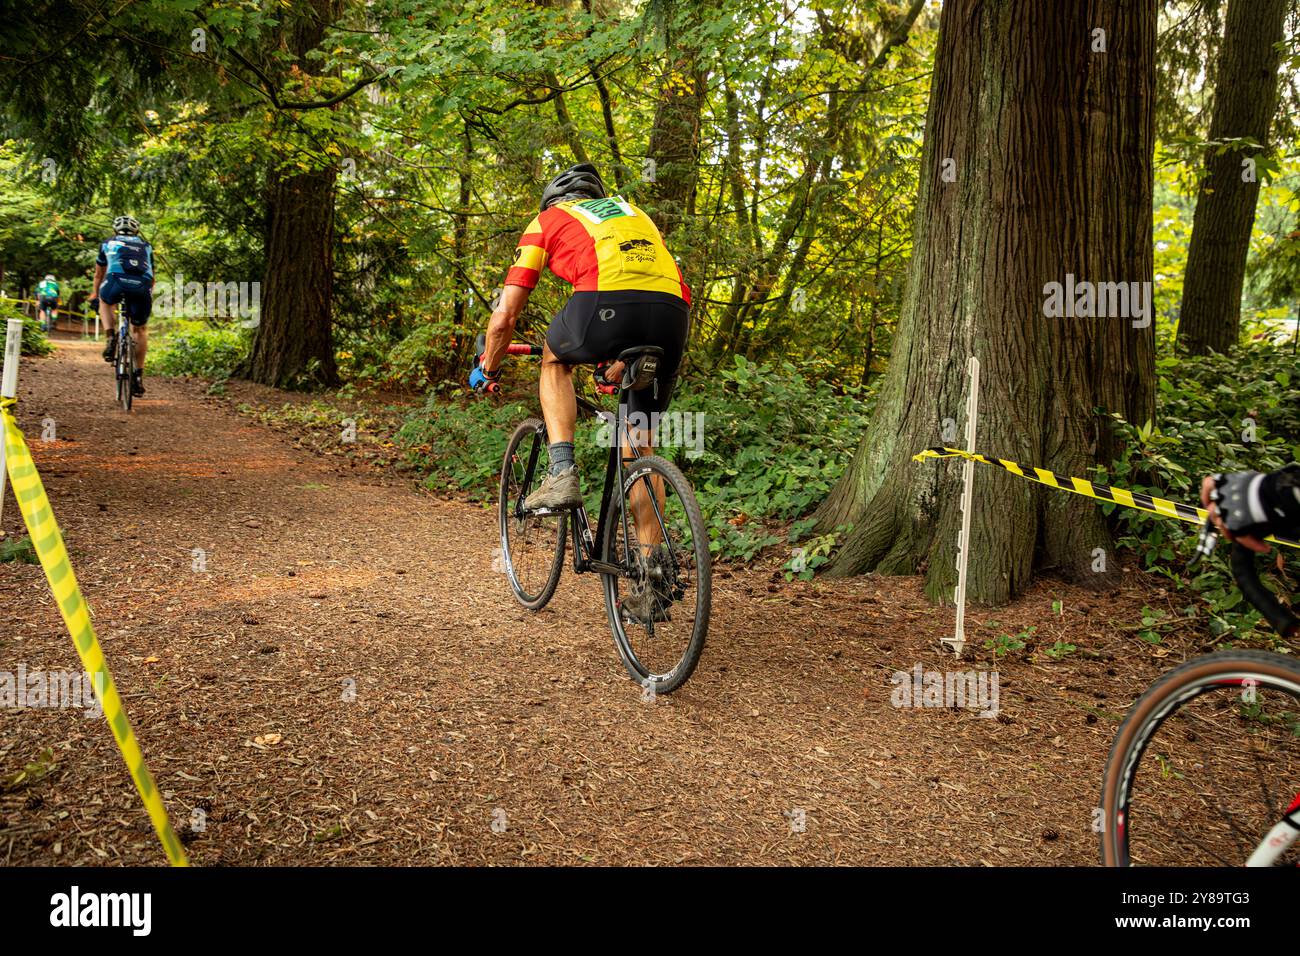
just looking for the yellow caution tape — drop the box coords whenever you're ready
[1,397,189,865]
[914,446,1300,552]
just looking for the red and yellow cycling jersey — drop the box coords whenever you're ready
[504,196,690,305]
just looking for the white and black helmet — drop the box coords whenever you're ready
[540,163,606,211]
[112,214,140,236]
[44,274,55,282]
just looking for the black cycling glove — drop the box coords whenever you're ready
[1211,466,1300,540]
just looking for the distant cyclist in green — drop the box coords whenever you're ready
[96,215,154,398]
[36,274,59,331]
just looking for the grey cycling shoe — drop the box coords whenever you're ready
[524,466,582,511]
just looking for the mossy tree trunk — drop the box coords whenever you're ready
[816,0,1157,606]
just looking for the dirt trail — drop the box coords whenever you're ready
[1,339,1167,865]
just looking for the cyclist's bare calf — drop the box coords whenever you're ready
[100,299,148,369]
[540,344,664,551]
[625,425,666,552]
[538,341,576,445]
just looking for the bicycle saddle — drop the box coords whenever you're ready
[614,346,664,391]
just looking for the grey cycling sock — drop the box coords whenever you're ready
[549,441,575,477]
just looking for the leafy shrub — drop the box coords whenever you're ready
[1099,344,1300,645]
[670,356,872,559]
[0,535,37,564]
[0,302,53,357]
[19,311,52,357]
[397,389,534,494]
[150,321,249,378]
[394,355,874,561]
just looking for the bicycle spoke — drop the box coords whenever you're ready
[604,456,709,692]
[1120,677,1300,866]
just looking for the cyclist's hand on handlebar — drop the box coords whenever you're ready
[592,360,625,395]
[468,361,500,393]
[1201,473,1271,554]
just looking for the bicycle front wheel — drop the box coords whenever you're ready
[498,418,566,610]
[602,455,710,694]
[1099,649,1300,866]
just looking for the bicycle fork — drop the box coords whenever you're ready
[1245,795,1300,866]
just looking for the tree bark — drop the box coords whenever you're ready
[243,165,340,388]
[239,0,342,388]
[816,0,1156,606]
[1176,0,1288,355]
[645,54,705,238]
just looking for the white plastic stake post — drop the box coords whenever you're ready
[0,317,23,531]
[946,355,980,656]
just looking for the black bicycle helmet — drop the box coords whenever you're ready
[540,163,606,211]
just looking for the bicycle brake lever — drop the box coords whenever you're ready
[1189,516,1219,568]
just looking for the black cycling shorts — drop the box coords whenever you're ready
[99,274,153,326]
[545,290,689,416]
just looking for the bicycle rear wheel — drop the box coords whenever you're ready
[499,418,566,610]
[116,330,133,413]
[1099,649,1300,866]
[602,454,710,694]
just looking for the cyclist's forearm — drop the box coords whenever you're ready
[482,285,530,371]
[93,265,105,287]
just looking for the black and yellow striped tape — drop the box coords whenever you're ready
[2,398,188,865]
[914,446,1300,552]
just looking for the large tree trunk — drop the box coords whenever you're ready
[816,0,1156,606]
[243,166,340,388]
[1176,0,1288,355]
[239,0,342,388]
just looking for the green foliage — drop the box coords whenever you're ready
[150,321,249,378]
[783,525,850,581]
[397,391,533,494]
[394,356,873,560]
[1134,607,1169,645]
[670,356,873,560]
[0,535,37,564]
[19,310,53,357]
[1100,343,1300,645]
[0,301,54,357]
[1044,640,1076,660]
[985,628,1032,659]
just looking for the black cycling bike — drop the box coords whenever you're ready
[483,335,710,694]
[1099,537,1300,866]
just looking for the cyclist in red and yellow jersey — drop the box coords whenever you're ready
[474,163,691,511]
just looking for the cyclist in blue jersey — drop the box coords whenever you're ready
[96,215,154,397]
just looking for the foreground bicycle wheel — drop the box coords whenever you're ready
[1100,649,1300,866]
[602,454,710,694]
[499,418,566,610]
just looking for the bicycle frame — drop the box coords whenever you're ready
[498,341,668,581]
[513,391,647,579]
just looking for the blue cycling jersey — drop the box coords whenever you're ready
[97,234,154,282]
